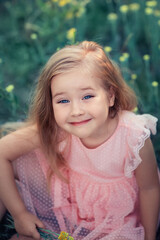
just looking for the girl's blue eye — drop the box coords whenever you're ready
[83,95,94,100]
[57,99,69,104]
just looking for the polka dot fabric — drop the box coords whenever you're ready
[11,111,157,240]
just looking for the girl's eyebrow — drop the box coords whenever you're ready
[52,92,66,99]
[52,87,95,99]
[80,87,95,91]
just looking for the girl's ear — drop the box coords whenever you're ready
[108,86,115,107]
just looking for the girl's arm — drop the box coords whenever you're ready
[0,125,44,239]
[135,138,160,240]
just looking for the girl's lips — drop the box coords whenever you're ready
[70,119,91,126]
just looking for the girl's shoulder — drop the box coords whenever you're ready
[119,111,158,178]
[119,110,158,136]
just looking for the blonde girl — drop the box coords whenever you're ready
[0,41,159,240]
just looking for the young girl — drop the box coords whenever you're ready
[0,41,159,240]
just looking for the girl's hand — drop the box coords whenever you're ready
[14,210,45,239]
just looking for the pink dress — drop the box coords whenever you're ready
[12,111,158,240]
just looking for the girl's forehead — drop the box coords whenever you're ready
[51,69,104,92]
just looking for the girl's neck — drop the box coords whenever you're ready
[80,115,119,149]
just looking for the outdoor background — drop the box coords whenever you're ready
[0,0,160,167]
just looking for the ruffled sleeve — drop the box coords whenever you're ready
[124,113,158,178]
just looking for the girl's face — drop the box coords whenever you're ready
[51,69,115,148]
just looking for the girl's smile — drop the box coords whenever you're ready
[51,68,116,148]
[69,118,92,126]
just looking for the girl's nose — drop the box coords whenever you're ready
[70,101,85,117]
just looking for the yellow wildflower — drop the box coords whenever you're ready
[143,54,150,61]
[145,7,153,15]
[129,3,140,11]
[5,85,14,93]
[66,11,74,19]
[133,107,138,113]
[66,28,76,41]
[30,33,37,40]
[119,5,129,14]
[119,53,129,62]
[58,0,71,7]
[76,7,85,18]
[104,46,112,53]
[52,0,58,2]
[58,231,69,240]
[68,237,74,240]
[122,52,129,59]
[152,81,159,87]
[119,56,126,62]
[107,13,118,21]
[158,44,160,49]
[146,1,157,7]
[131,74,137,80]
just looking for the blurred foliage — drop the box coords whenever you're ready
[0,0,160,166]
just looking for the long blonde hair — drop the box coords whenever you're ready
[28,41,137,181]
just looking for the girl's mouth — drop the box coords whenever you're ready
[70,119,91,126]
